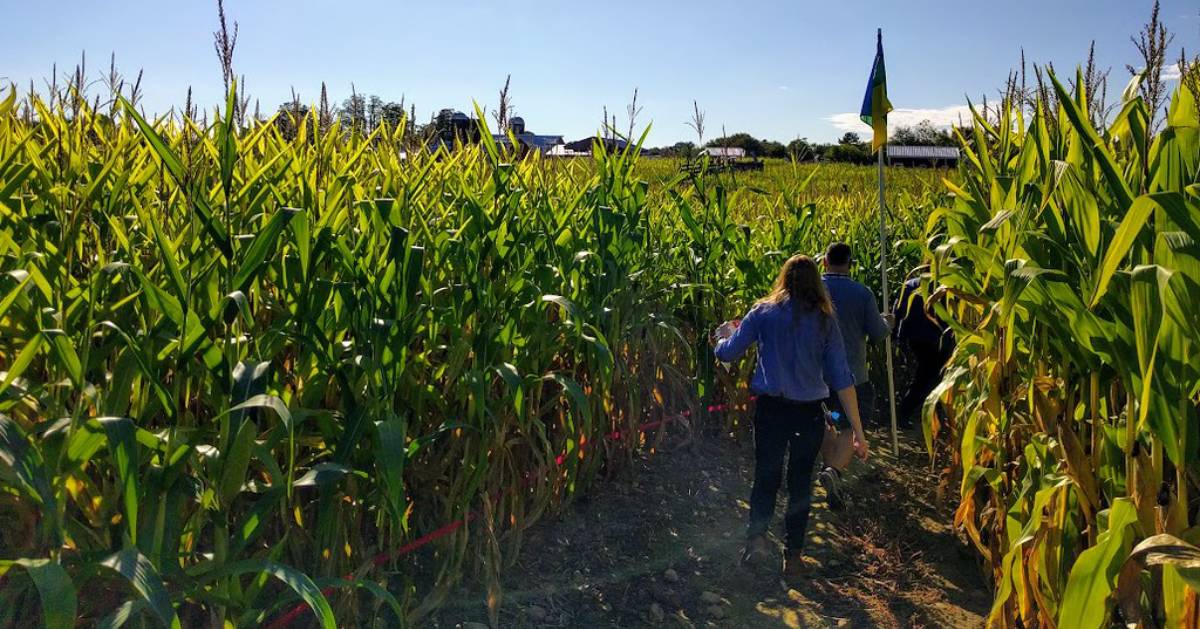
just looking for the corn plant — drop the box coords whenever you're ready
[0,76,935,626]
[924,66,1200,626]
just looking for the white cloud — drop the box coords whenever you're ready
[826,104,972,134]
[1131,63,1183,81]
[779,85,790,91]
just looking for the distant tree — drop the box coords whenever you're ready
[760,140,787,158]
[826,142,871,164]
[340,93,367,130]
[838,132,862,145]
[890,126,918,145]
[891,120,957,146]
[275,101,309,141]
[668,141,697,158]
[786,138,814,160]
[367,95,383,131]
[380,101,406,129]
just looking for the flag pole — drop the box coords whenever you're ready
[878,129,899,457]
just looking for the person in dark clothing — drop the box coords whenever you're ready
[894,277,953,428]
[713,254,868,577]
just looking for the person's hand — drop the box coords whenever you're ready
[713,319,740,342]
[882,313,896,330]
[853,432,870,460]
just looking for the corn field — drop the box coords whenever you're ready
[0,81,938,627]
[925,69,1200,626]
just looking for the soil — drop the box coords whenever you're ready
[428,422,991,628]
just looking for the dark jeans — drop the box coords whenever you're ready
[747,395,825,551]
[897,339,951,424]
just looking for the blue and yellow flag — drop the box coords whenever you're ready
[860,29,893,153]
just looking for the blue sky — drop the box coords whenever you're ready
[3,1,1197,144]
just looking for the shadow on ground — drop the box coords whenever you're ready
[428,423,990,628]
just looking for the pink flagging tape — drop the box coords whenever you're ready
[266,515,475,628]
[265,396,755,627]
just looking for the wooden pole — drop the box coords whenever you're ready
[878,145,900,456]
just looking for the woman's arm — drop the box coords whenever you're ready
[835,385,869,459]
[713,307,758,362]
[824,317,868,458]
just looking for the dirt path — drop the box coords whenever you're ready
[429,423,990,628]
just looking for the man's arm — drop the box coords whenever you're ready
[825,318,867,458]
[862,287,890,343]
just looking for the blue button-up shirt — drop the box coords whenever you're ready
[822,273,890,384]
[714,299,854,402]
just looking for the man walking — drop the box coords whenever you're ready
[818,242,891,509]
[894,277,953,429]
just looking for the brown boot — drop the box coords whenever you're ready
[740,535,772,568]
[783,549,812,578]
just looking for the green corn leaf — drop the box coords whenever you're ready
[0,558,77,629]
[207,560,335,629]
[99,549,180,629]
[98,416,139,544]
[1049,71,1135,211]
[374,416,408,524]
[96,600,144,629]
[95,321,174,415]
[42,329,83,388]
[0,332,43,398]
[313,576,403,623]
[232,207,300,292]
[545,372,592,427]
[293,461,352,488]
[1058,498,1139,629]
[228,488,285,559]
[1089,194,1158,307]
[226,394,292,439]
[0,269,32,320]
[1164,271,1200,339]
[218,80,238,194]
[121,97,233,259]
[133,197,188,304]
[219,418,258,506]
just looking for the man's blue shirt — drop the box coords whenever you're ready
[822,273,889,384]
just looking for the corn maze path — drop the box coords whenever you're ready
[428,424,991,628]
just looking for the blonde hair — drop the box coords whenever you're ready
[757,254,835,318]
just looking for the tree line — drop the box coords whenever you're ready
[268,87,959,165]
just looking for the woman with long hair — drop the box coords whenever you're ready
[714,254,869,576]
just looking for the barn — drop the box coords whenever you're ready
[886,145,960,167]
[564,136,629,155]
[494,117,565,156]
